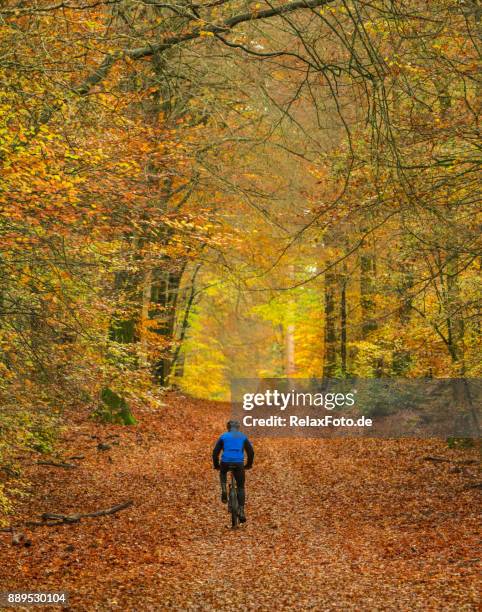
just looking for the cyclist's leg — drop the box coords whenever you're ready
[232,464,246,507]
[219,462,228,503]
[232,464,246,522]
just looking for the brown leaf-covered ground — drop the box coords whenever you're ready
[1,393,480,611]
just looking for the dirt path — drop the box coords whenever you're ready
[1,394,480,611]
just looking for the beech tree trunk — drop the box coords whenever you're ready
[323,267,338,378]
[152,265,185,384]
[285,323,296,377]
[360,245,377,338]
[340,275,347,377]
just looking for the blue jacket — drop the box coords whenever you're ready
[212,431,254,467]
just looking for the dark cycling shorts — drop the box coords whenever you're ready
[219,462,245,503]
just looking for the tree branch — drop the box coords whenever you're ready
[75,0,334,94]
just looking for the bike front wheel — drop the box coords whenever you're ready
[228,477,239,528]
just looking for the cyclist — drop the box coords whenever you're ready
[212,420,254,523]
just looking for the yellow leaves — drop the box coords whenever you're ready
[117,161,136,170]
[84,20,102,31]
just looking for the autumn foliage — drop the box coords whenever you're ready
[0,7,480,607]
[1,395,480,609]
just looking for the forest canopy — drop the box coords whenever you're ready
[0,0,480,510]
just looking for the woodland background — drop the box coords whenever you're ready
[0,0,480,518]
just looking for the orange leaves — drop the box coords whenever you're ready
[1,395,480,609]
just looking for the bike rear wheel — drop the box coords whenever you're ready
[228,472,239,528]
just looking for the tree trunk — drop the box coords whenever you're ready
[340,275,347,377]
[360,247,377,338]
[152,265,185,384]
[139,268,153,368]
[393,267,413,374]
[323,268,338,378]
[285,322,296,377]
[285,264,296,377]
[446,252,465,370]
[109,266,140,344]
[169,263,201,384]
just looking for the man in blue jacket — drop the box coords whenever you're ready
[212,420,254,523]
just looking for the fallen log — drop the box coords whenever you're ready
[37,460,77,469]
[423,456,452,463]
[464,482,482,490]
[83,500,133,518]
[41,512,82,523]
[26,500,133,527]
[423,456,478,465]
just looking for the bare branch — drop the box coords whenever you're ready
[75,0,335,94]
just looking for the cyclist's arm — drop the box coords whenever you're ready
[212,437,223,469]
[244,438,254,468]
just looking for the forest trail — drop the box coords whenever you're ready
[1,394,480,611]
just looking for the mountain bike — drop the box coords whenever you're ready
[227,470,240,528]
